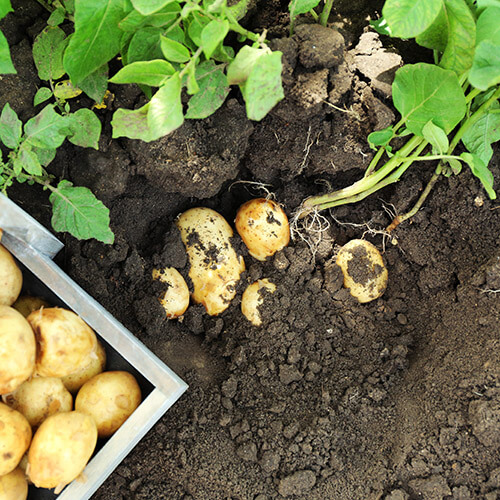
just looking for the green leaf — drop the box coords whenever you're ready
[370,17,392,36]
[131,0,176,15]
[160,35,190,63]
[54,80,82,100]
[15,144,42,176]
[446,158,462,175]
[476,7,500,45]
[367,127,394,149]
[187,12,209,45]
[32,146,56,167]
[288,0,321,19]
[469,41,500,90]
[66,109,101,149]
[240,51,284,121]
[383,0,443,38]
[50,179,115,243]
[0,30,15,74]
[460,152,497,199]
[109,59,174,86]
[477,0,500,10]
[227,46,266,85]
[229,0,251,20]
[33,87,53,106]
[0,0,13,20]
[112,103,158,141]
[63,0,127,84]
[127,27,163,63]
[392,63,466,135]
[47,7,66,26]
[0,103,22,149]
[186,63,199,95]
[422,120,449,154]
[201,19,229,59]
[462,104,500,164]
[63,0,75,14]
[186,61,229,119]
[79,64,108,102]
[147,73,184,137]
[119,3,180,31]
[415,7,448,52]
[24,105,69,149]
[33,26,68,81]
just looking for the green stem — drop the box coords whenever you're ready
[309,9,319,21]
[320,0,334,26]
[225,8,260,42]
[179,46,203,80]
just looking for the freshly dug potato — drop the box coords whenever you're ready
[241,279,276,326]
[152,267,190,318]
[12,296,50,318]
[0,244,22,306]
[60,339,106,394]
[0,467,28,500]
[75,371,141,438]
[0,402,32,476]
[28,411,97,492]
[336,239,388,303]
[2,377,73,428]
[27,307,98,378]
[235,198,290,261]
[176,208,245,316]
[0,306,36,395]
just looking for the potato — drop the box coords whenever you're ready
[2,377,73,428]
[235,198,290,261]
[12,296,50,318]
[336,239,388,303]
[152,267,190,318]
[75,371,141,438]
[176,208,245,316]
[0,244,22,306]
[0,467,28,500]
[60,339,106,394]
[0,306,36,395]
[241,279,276,326]
[0,403,32,476]
[27,307,98,378]
[28,411,97,492]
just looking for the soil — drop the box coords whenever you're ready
[2,1,500,499]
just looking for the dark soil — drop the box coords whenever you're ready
[3,1,500,499]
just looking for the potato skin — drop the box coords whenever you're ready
[0,403,32,476]
[28,411,97,490]
[0,306,36,395]
[75,371,141,438]
[12,296,50,318]
[152,267,190,319]
[0,244,22,307]
[0,467,28,500]
[241,279,276,326]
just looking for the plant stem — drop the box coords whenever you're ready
[320,0,334,26]
[309,9,319,21]
[224,8,260,42]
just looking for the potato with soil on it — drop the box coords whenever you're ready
[75,371,142,438]
[336,239,388,303]
[235,198,290,261]
[0,306,36,395]
[0,402,32,476]
[12,296,50,318]
[0,467,28,500]
[28,411,98,492]
[241,279,277,326]
[176,207,245,316]
[27,307,98,378]
[0,244,22,307]
[152,267,190,319]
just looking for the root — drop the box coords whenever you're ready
[479,287,500,295]
[290,206,331,261]
[228,180,275,200]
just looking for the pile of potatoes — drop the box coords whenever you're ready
[0,241,142,498]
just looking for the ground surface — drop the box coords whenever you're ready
[3,1,500,499]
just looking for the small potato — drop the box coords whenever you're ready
[12,296,50,318]
[2,377,72,428]
[60,339,106,394]
[27,307,98,378]
[0,244,22,306]
[0,403,32,476]
[241,279,276,326]
[0,467,28,500]
[0,306,36,395]
[28,411,97,492]
[336,239,388,303]
[235,198,290,261]
[152,267,190,319]
[176,208,245,316]
[75,371,141,438]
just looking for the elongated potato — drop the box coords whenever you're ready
[0,306,36,395]
[152,267,190,319]
[176,208,245,316]
[0,467,28,500]
[0,403,32,476]
[0,244,22,306]
[28,411,98,492]
[241,279,277,326]
[27,307,98,378]
[12,296,50,318]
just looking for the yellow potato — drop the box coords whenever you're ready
[12,296,50,318]
[241,279,277,326]
[152,267,190,318]
[176,208,245,316]
[28,411,97,492]
[60,339,106,394]
[2,377,73,428]
[0,244,22,306]
[235,198,290,261]
[75,371,141,438]
[0,467,28,500]
[27,307,98,378]
[0,306,36,395]
[0,403,32,476]
[336,239,388,303]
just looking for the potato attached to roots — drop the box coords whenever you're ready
[0,244,22,307]
[176,208,245,316]
[336,239,388,303]
[75,371,142,438]
[0,403,32,476]
[27,307,98,378]
[12,296,50,318]
[152,267,190,319]
[235,198,290,261]
[0,467,28,500]
[241,279,277,326]
[0,306,36,395]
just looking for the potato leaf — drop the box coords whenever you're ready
[14,144,42,176]
[415,7,448,51]
[227,46,266,85]
[34,87,53,107]
[0,30,15,74]
[24,105,69,149]
[201,19,229,59]
[0,0,12,19]
[127,27,164,63]
[476,7,500,45]
[367,127,394,150]
[229,0,251,20]
[79,64,108,102]
[460,152,497,199]
[66,109,101,150]
[160,35,190,63]
[469,41,500,90]
[111,103,158,142]
[110,60,175,86]
[462,105,500,164]
[383,0,443,38]
[0,103,22,149]
[33,27,68,81]
[422,120,449,154]
[288,0,321,19]
[131,0,176,15]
